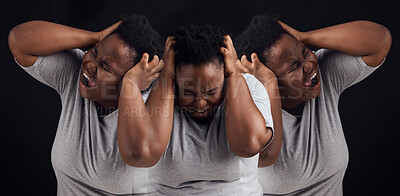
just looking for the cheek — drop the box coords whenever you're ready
[279,73,302,88]
[179,98,191,106]
[98,73,121,88]
[278,76,303,98]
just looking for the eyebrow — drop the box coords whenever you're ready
[183,89,195,93]
[207,87,218,93]
[92,46,112,71]
[183,87,218,94]
[301,44,307,56]
[92,45,99,56]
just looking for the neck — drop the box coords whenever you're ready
[96,100,118,115]
[281,99,305,116]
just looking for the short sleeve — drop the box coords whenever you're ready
[243,73,274,148]
[15,49,84,96]
[316,49,383,95]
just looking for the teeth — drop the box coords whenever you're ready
[311,73,317,80]
[195,109,205,113]
[83,72,90,80]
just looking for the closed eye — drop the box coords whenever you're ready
[183,89,195,96]
[91,48,112,73]
[289,61,299,73]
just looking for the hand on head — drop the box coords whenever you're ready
[240,53,276,81]
[219,35,247,78]
[123,53,164,91]
[161,36,177,80]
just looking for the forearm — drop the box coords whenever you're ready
[224,73,272,157]
[117,74,175,167]
[301,21,391,66]
[8,20,99,66]
[256,74,282,167]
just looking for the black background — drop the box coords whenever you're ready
[1,0,399,195]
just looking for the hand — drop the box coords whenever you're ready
[278,21,304,42]
[161,36,176,80]
[219,35,247,77]
[240,53,276,83]
[124,53,164,91]
[96,21,122,43]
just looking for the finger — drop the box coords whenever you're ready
[141,53,150,63]
[112,21,122,29]
[241,55,251,66]
[150,72,160,82]
[219,47,228,54]
[166,36,175,42]
[251,53,267,68]
[165,39,176,54]
[165,36,176,47]
[153,59,165,73]
[149,55,160,66]
[251,53,259,63]
[226,35,234,46]
[223,35,234,50]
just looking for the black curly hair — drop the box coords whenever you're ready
[170,24,226,68]
[111,15,163,66]
[235,15,288,66]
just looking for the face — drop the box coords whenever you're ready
[79,34,135,108]
[266,34,321,109]
[176,63,225,121]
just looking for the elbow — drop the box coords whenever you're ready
[380,25,392,55]
[8,21,31,47]
[258,149,280,167]
[368,21,392,58]
[8,25,22,53]
[231,144,261,158]
[119,144,164,168]
[230,126,272,158]
[117,125,165,167]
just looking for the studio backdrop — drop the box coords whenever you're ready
[1,0,398,195]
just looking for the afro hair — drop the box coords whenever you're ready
[112,15,163,66]
[234,15,288,66]
[170,24,226,68]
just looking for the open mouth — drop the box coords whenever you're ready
[188,107,210,116]
[81,72,98,88]
[303,72,319,88]
[194,108,207,113]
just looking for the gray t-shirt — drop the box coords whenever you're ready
[17,49,153,195]
[259,49,382,195]
[153,74,274,196]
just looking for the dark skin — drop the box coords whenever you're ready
[176,62,225,121]
[240,20,391,166]
[78,34,135,110]
[8,20,159,114]
[264,21,391,113]
[118,35,277,167]
[240,53,283,167]
[267,33,321,114]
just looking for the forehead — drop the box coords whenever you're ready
[96,34,135,70]
[267,34,304,69]
[176,63,224,90]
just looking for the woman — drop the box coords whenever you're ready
[117,24,282,195]
[8,16,163,195]
[235,15,391,195]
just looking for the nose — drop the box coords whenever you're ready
[303,61,314,76]
[194,96,207,107]
[86,61,97,75]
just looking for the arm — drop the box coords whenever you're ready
[241,53,282,167]
[280,20,391,67]
[221,35,273,158]
[8,20,120,67]
[117,37,175,167]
